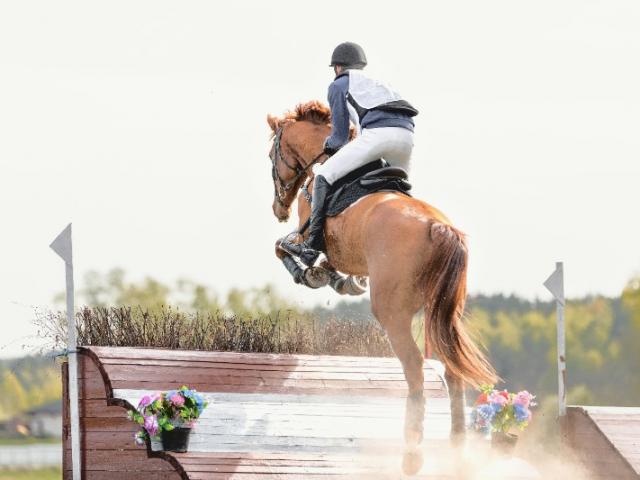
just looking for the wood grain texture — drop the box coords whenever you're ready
[62,354,181,480]
[84,346,447,398]
[567,406,640,479]
[63,346,457,479]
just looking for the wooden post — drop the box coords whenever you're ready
[51,224,81,479]
[544,262,568,440]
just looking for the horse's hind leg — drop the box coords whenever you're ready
[445,368,466,447]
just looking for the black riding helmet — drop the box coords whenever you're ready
[329,42,367,69]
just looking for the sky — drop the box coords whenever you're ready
[1,1,639,358]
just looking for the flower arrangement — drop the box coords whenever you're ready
[127,386,208,446]
[471,385,536,434]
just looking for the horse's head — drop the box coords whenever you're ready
[266,101,332,222]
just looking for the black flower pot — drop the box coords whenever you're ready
[161,427,191,452]
[491,431,518,455]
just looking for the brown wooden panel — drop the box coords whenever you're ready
[64,472,180,480]
[567,407,639,479]
[65,348,454,479]
[64,449,179,471]
[63,352,181,479]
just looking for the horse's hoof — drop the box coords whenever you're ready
[344,275,368,295]
[450,430,466,448]
[304,267,331,289]
[402,448,423,476]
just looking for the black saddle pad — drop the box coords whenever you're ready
[325,160,412,217]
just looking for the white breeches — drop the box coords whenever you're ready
[315,127,414,185]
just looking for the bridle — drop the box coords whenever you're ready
[270,124,326,209]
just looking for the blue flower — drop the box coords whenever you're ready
[477,404,496,423]
[165,390,177,399]
[514,404,529,422]
[182,389,195,400]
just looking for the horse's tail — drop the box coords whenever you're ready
[423,221,497,388]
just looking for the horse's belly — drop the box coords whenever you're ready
[325,213,368,275]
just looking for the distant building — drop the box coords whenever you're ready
[25,400,62,438]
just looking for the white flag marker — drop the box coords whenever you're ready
[544,262,566,417]
[50,224,81,479]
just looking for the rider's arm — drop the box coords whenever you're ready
[324,77,350,154]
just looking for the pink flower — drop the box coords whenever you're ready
[144,415,159,436]
[138,393,161,409]
[488,391,508,407]
[513,391,534,408]
[170,393,185,407]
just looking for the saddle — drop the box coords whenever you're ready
[324,160,412,217]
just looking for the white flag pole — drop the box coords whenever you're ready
[50,224,81,479]
[543,262,566,417]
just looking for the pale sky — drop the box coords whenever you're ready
[1,1,639,358]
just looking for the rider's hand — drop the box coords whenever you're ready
[323,139,339,157]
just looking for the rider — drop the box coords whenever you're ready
[291,41,418,267]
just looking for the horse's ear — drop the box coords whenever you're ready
[267,114,280,132]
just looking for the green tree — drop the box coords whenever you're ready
[621,277,640,399]
[0,370,28,418]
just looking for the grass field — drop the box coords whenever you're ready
[0,438,61,446]
[0,468,61,480]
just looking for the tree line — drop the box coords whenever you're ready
[2,268,636,422]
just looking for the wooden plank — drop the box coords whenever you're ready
[88,346,403,364]
[102,369,442,391]
[115,390,452,408]
[111,390,451,445]
[63,449,179,471]
[582,406,640,415]
[64,472,180,480]
[567,407,639,479]
[97,363,442,382]
[66,430,450,453]
[584,406,640,475]
[99,357,442,375]
[107,382,447,397]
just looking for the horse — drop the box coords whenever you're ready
[266,101,497,475]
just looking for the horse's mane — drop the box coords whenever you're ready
[287,101,331,124]
[268,101,331,136]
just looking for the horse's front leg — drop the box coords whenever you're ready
[318,259,368,296]
[275,239,331,289]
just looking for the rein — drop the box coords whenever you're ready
[270,125,325,209]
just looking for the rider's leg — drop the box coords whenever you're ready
[296,174,331,267]
[294,131,382,266]
[372,127,414,174]
[294,127,413,267]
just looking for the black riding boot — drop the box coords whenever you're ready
[298,175,331,267]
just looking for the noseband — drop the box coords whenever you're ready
[270,125,326,209]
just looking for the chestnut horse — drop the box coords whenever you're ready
[267,101,496,475]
